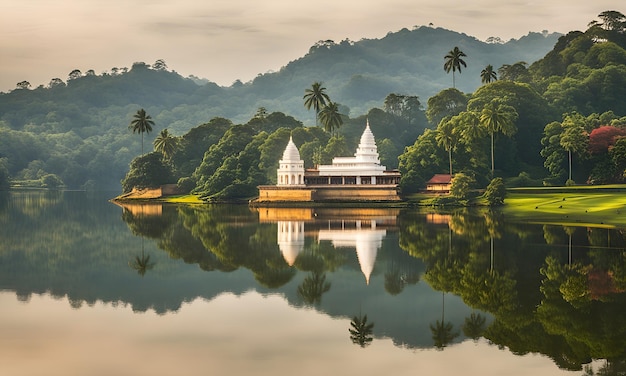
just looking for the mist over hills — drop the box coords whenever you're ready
[2,26,560,126]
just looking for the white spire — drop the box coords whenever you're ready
[281,135,301,162]
[354,119,379,162]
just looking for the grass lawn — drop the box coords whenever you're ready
[503,187,626,228]
[158,194,204,204]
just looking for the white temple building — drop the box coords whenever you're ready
[256,120,401,203]
[277,136,305,187]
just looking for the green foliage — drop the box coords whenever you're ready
[505,171,543,187]
[176,176,196,194]
[484,177,506,206]
[399,129,445,193]
[39,173,64,189]
[121,152,174,193]
[426,88,468,126]
[450,172,475,200]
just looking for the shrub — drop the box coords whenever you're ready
[176,176,196,194]
[484,177,506,206]
[450,172,475,200]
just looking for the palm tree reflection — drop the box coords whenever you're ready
[129,237,155,277]
[430,292,459,350]
[349,314,375,348]
[297,271,331,305]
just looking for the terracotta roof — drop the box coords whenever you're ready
[426,174,453,184]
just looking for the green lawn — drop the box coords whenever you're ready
[503,187,626,228]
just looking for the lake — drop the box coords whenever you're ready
[0,190,624,375]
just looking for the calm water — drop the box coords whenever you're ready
[1,190,625,376]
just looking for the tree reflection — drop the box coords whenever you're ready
[129,237,155,277]
[384,261,421,296]
[349,314,374,348]
[297,271,331,305]
[462,312,486,341]
[430,292,459,350]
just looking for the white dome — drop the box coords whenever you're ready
[281,136,301,162]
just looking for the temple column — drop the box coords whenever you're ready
[356,176,361,185]
[372,176,376,184]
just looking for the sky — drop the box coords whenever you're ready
[0,1,621,92]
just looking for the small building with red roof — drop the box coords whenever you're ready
[426,174,453,192]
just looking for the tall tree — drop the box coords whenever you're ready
[480,64,497,84]
[443,46,467,89]
[480,100,518,177]
[560,123,588,183]
[129,108,155,156]
[318,102,343,136]
[435,118,458,175]
[303,82,331,125]
[153,129,179,161]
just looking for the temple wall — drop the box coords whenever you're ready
[256,185,401,203]
[257,186,314,202]
[313,186,401,201]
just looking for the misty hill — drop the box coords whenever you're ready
[1,27,560,127]
[249,27,560,121]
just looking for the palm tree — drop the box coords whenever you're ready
[458,111,485,142]
[349,314,375,347]
[129,108,155,155]
[560,125,588,183]
[443,47,467,88]
[479,100,518,177]
[435,118,457,175]
[303,82,331,125]
[480,64,497,84]
[153,128,179,161]
[318,102,343,136]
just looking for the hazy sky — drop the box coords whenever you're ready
[0,1,621,92]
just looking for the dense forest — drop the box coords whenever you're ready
[1,10,625,197]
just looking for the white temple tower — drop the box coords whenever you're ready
[277,136,305,186]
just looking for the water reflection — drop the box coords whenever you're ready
[1,191,625,374]
[264,208,398,284]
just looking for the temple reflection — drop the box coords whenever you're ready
[257,207,399,284]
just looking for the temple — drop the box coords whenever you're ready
[255,120,401,203]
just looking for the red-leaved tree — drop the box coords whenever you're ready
[588,126,626,154]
